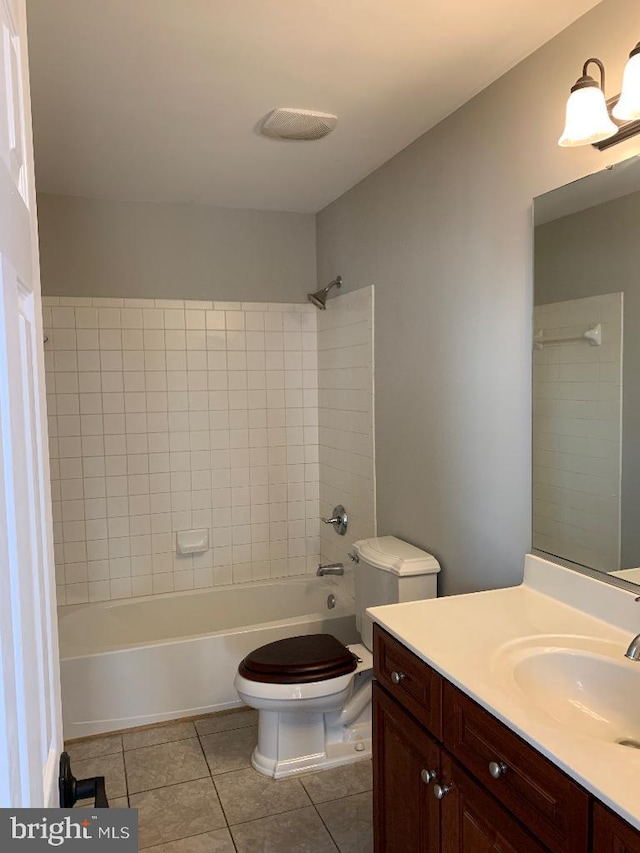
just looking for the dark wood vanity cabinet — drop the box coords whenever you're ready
[593,803,640,853]
[373,625,640,853]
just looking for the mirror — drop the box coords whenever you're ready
[533,154,640,588]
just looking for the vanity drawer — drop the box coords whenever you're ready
[443,682,589,853]
[373,625,442,739]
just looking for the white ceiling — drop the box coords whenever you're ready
[26,0,601,213]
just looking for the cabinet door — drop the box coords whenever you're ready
[373,682,441,852]
[593,802,640,852]
[439,753,547,853]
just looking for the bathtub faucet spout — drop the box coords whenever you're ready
[317,563,345,577]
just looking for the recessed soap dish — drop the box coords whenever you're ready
[176,529,209,555]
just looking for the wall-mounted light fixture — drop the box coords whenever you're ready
[559,42,640,150]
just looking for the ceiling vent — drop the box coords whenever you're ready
[260,108,338,141]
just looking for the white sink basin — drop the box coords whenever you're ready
[493,636,640,745]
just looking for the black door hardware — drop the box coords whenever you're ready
[59,751,109,808]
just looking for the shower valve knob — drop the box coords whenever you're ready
[321,505,348,536]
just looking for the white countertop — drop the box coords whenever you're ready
[368,553,640,830]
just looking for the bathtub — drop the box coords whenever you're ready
[58,576,357,739]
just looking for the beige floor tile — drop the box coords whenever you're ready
[317,792,373,853]
[71,752,127,800]
[130,778,226,849]
[231,806,338,853]
[141,829,235,853]
[123,721,197,751]
[195,708,258,737]
[301,759,372,804]
[214,766,311,824]
[125,738,209,794]
[65,734,123,763]
[200,726,257,776]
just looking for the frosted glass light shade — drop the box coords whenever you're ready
[613,51,640,121]
[558,85,617,147]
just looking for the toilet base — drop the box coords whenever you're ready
[252,732,372,779]
[251,668,373,779]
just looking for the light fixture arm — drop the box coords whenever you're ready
[628,42,640,61]
[571,57,606,93]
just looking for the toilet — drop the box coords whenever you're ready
[234,536,440,778]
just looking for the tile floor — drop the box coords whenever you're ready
[67,708,373,852]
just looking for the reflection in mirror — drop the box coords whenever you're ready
[533,154,640,587]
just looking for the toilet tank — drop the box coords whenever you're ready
[353,536,441,651]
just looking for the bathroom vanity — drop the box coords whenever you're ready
[369,554,640,852]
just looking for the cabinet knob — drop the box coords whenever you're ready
[420,768,436,785]
[433,783,452,800]
[391,670,406,684]
[488,761,508,779]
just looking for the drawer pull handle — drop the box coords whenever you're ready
[433,782,452,800]
[420,768,436,785]
[391,670,406,684]
[488,761,508,779]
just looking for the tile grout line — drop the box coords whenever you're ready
[127,771,211,799]
[225,801,320,829]
[138,824,239,853]
[120,740,130,807]
[193,728,240,851]
[311,802,342,853]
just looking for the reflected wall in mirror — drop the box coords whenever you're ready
[533,154,640,587]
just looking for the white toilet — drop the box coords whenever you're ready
[234,536,440,778]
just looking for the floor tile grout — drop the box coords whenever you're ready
[122,744,130,804]
[139,826,239,853]
[312,802,343,853]
[226,799,317,829]
[127,771,211,798]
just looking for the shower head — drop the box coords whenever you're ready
[307,276,342,310]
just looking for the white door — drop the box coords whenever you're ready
[0,0,63,808]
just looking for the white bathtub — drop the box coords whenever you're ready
[58,577,357,739]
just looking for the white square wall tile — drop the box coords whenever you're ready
[45,293,364,601]
[52,307,76,329]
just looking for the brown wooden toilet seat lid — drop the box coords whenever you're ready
[238,634,358,684]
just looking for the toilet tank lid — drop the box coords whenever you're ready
[353,536,441,577]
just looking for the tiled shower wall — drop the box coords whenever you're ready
[533,293,622,572]
[42,296,320,604]
[318,286,376,588]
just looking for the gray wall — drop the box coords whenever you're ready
[316,0,640,596]
[535,190,640,568]
[37,194,316,302]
